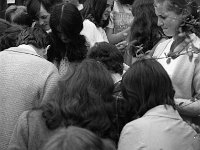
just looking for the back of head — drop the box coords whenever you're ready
[42,126,116,150]
[17,26,50,49]
[0,25,24,51]
[129,0,163,55]
[49,2,87,63]
[121,59,175,117]
[81,0,107,27]
[88,42,124,75]
[42,59,114,139]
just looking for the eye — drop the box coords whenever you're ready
[159,15,166,19]
[40,15,48,20]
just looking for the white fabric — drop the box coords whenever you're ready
[118,105,200,150]
[153,34,200,117]
[81,19,108,48]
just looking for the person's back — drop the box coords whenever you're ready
[119,105,199,150]
[0,27,59,150]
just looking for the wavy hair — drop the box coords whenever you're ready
[42,126,116,150]
[42,59,115,140]
[121,59,176,118]
[88,42,124,75]
[48,3,87,64]
[129,0,164,56]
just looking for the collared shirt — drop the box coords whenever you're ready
[18,44,38,55]
[118,105,200,150]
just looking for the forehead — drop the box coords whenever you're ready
[107,0,114,5]
[154,0,170,15]
[39,4,49,15]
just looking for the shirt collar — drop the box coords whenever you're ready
[18,44,38,54]
[143,105,182,120]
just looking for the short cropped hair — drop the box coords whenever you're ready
[88,42,124,75]
[17,26,50,49]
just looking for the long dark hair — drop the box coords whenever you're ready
[48,3,87,64]
[81,0,107,27]
[129,0,164,56]
[42,59,115,139]
[121,59,175,118]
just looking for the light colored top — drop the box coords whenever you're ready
[153,34,200,117]
[0,45,59,150]
[107,0,133,34]
[118,105,200,150]
[81,19,108,48]
[8,110,61,150]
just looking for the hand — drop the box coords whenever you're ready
[115,41,128,52]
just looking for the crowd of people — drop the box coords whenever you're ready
[0,0,200,150]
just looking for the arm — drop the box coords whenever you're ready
[41,67,59,105]
[106,27,130,44]
[8,111,29,150]
[175,56,200,116]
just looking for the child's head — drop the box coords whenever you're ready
[42,126,116,150]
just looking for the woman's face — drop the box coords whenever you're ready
[154,0,184,37]
[102,0,114,21]
[39,4,51,32]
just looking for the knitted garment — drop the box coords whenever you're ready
[0,46,59,150]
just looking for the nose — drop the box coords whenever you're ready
[157,18,163,27]
[39,19,44,25]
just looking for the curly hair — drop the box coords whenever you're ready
[121,59,176,118]
[87,42,124,75]
[48,3,87,64]
[129,0,164,56]
[41,59,115,140]
[42,126,116,150]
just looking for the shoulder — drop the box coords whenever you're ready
[83,19,97,29]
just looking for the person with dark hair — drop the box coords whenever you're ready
[87,42,133,143]
[0,25,24,51]
[0,26,59,150]
[128,0,165,59]
[118,59,200,150]
[0,19,12,36]
[152,0,200,125]
[8,59,116,150]
[26,0,62,32]
[80,0,114,47]
[5,5,33,27]
[49,2,87,76]
[42,126,116,150]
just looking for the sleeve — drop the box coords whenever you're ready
[175,56,200,116]
[81,20,105,47]
[8,111,29,150]
[40,66,59,105]
[118,123,146,150]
